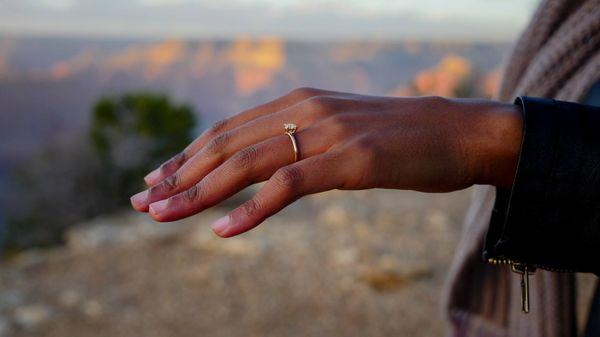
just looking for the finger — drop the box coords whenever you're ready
[132,96,351,211]
[210,152,350,237]
[143,87,333,186]
[146,123,338,221]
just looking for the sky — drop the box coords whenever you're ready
[0,0,539,42]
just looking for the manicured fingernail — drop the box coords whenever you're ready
[144,169,161,185]
[211,215,230,234]
[149,199,168,215]
[130,190,149,207]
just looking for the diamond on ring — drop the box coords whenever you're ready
[284,123,297,134]
[284,123,299,162]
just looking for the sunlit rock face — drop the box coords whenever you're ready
[47,41,187,81]
[105,40,188,79]
[328,42,386,64]
[413,54,472,97]
[483,67,502,98]
[143,40,188,79]
[49,50,92,80]
[41,38,287,95]
[227,38,286,96]
[190,43,216,79]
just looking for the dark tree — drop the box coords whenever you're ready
[90,93,197,202]
[6,93,197,249]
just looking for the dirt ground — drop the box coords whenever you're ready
[0,188,474,337]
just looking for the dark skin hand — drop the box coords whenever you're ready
[130,87,523,237]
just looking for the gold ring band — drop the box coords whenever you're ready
[284,123,299,162]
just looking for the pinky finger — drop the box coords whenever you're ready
[210,152,348,238]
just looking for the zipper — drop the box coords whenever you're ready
[487,257,576,313]
[487,258,534,313]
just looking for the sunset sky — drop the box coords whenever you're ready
[0,0,538,41]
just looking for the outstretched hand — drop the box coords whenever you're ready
[130,88,522,237]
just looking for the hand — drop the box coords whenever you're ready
[130,87,522,237]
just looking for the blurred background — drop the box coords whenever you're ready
[0,1,537,336]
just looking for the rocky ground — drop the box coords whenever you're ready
[0,188,474,337]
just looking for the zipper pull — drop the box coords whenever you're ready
[510,263,535,313]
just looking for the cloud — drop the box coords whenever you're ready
[136,0,193,7]
[37,0,76,10]
[0,0,538,42]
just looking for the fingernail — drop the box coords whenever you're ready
[211,215,230,234]
[149,199,168,215]
[130,190,149,207]
[144,169,161,185]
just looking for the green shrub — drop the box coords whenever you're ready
[6,93,198,249]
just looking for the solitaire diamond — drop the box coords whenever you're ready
[284,123,297,134]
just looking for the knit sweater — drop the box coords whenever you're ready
[442,1,600,336]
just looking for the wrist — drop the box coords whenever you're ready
[447,98,523,189]
[474,101,524,189]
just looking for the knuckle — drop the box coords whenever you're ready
[290,86,322,100]
[162,174,179,191]
[206,118,230,137]
[148,185,162,198]
[273,166,304,190]
[306,96,338,116]
[240,198,262,217]
[425,95,448,108]
[182,184,203,204]
[204,132,231,156]
[231,146,259,170]
[324,114,351,136]
[161,152,186,172]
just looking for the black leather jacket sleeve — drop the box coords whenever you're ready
[483,96,600,275]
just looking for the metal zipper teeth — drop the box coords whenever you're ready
[487,257,575,273]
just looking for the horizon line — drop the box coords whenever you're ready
[0,30,518,45]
